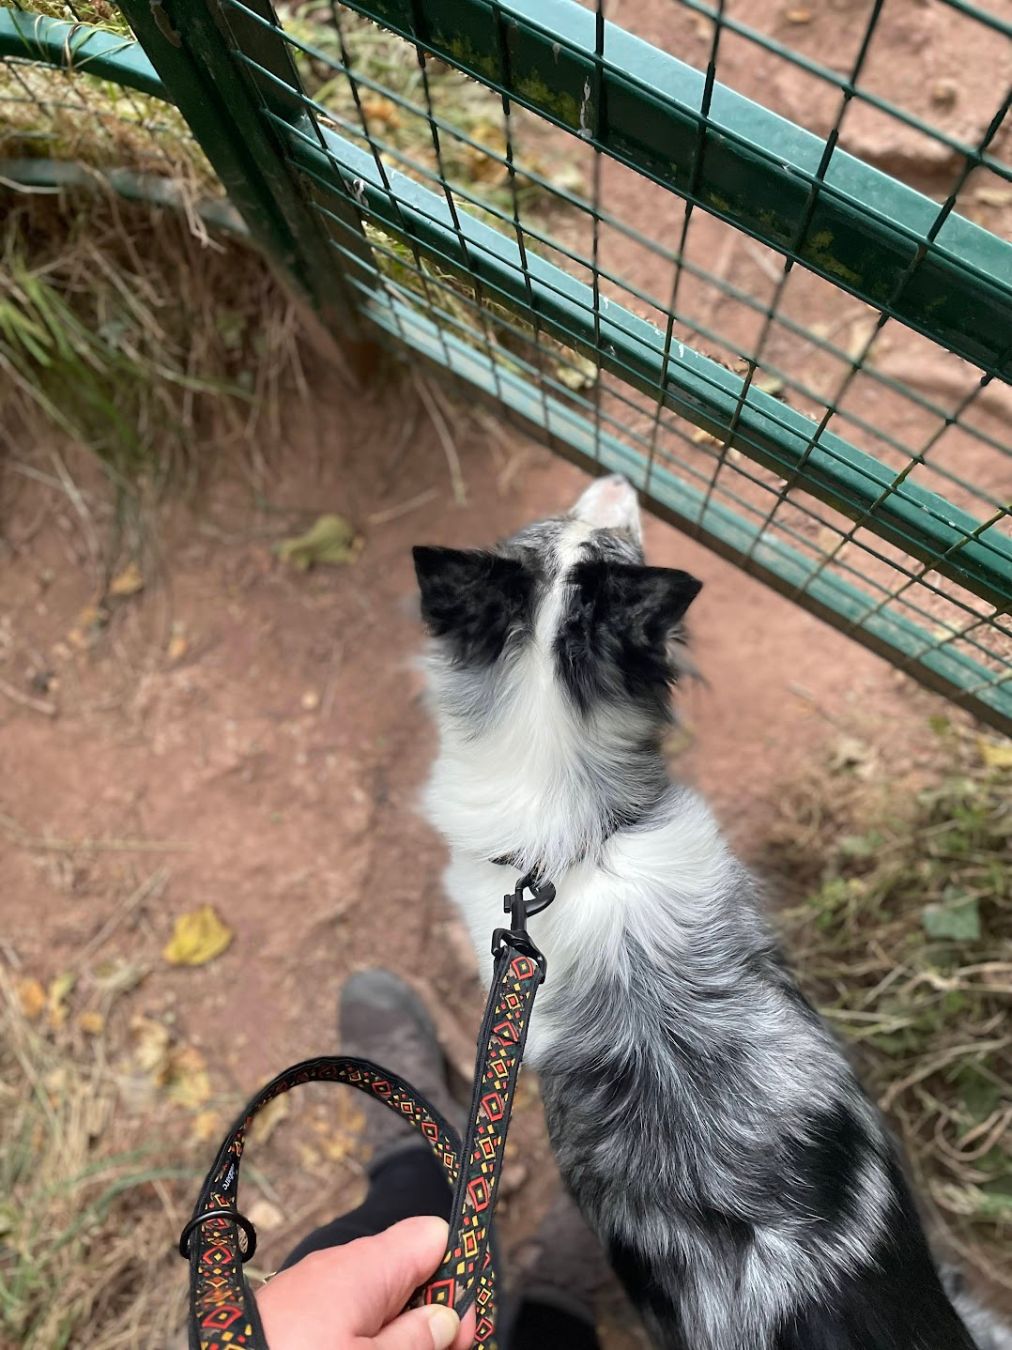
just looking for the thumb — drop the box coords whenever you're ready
[370,1304,461,1350]
[338,1216,452,1332]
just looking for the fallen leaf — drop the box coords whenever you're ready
[756,373,785,398]
[921,896,981,942]
[827,735,876,777]
[132,1015,172,1078]
[691,427,720,446]
[67,603,108,650]
[275,515,359,570]
[554,355,597,391]
[163,905,233,967]
[249,1094,290,1145]
[247,1198,285,1231]
[360,94,401,130]
[192,1109,224,1143]
[977,737,1012,770]
[166,1045,212,1108]
[109,561,144,598]
[78,1010,105,1036]
[974,186,1012,207]
[47,970,76,1029]
[167,626,189,663]
[17,977,47,1021]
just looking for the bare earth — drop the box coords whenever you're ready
[3,1,1010,1340]
[1,375,964,1342]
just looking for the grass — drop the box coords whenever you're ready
[0,188,310,563]
[0,0,586,513]
[766,720,1012,1289]
[0,969,196,1349]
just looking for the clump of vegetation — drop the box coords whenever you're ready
[0,971,196,1349]
[281,1,582,220]
[0,190,307,505]
[766,721,1012,1287]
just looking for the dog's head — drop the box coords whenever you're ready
[413,475,701,728]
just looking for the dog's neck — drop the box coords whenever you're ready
[423,654,671,880]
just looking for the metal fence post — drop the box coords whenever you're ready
[116,0,375,350]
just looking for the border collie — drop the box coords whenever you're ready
[414,475,1009,1350]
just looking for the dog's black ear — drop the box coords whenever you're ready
[600,563,702,642]
[558,561,702,708]
[413,546,534,666]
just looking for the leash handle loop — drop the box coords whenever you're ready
[182,916,547,1350]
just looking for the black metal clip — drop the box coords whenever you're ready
[491,870,556,976]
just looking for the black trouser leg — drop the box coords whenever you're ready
[280,1145,452,1268]
[279,1144,602,1348]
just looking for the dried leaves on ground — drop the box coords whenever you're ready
[765,722,1012,1289]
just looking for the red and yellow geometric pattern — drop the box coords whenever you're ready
[185,943,544,1350]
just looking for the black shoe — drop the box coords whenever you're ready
[339,969,460,1162]
[509,1190,613,1346]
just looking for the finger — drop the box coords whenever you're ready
[369,1304,460,1350]
[338,1217,452,1332]
[452,1303,476,1349]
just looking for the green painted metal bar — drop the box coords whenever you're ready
[112,0,369,336]
[364,291,1011,735]
[279,117,1012,611]
[339,0,1012,382]
[0,9,165,98]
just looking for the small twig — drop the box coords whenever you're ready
[0,812,193,855]
[366,487,438,527]
[743,241,784,285]
[73,868,170,971]
[412,372,466,505]
[881,1037,1012,1111]
[0,675,57,718]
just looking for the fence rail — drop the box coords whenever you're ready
[2,0,1010,732]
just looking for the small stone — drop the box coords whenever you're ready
[247,1199,284,1231]
[301,689,320,712]
[930,79,958,109]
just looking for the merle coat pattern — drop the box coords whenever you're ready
[413,475,1009,1350]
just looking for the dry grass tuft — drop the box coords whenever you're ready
[0,969,196,1349]
[765,720,1012,1289]
[0,189,308,504]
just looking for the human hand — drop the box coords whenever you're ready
[256,1216,475,1349]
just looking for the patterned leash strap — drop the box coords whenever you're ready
[180,873,555,1350]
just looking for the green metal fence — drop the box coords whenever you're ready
[2,0,1011,732]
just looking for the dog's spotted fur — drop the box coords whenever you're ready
[414,476,1010,1350]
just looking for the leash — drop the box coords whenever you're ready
[180,872,556,1350]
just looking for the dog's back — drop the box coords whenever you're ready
[414,476,1008,1350]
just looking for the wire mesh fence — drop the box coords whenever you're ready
[3,0,1011,730]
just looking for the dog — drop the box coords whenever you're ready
[414,474,1010,1350]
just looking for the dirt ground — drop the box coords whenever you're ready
[2,0,1010,1342]
[0,369,976,1341]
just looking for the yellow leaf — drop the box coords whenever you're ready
[132,1015,172,1079]
[275,515,359,571]
[166,1045,212,1108]
[109,562,144,598]
[247,1198,284,1231]
[163,905,233,967]
[17,977,46,1021]
[978,738,1012,770]
[167,627,189,663]
[47,971,75,1029]
[192,1109,224,1143]
[78,1010,105,1036]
